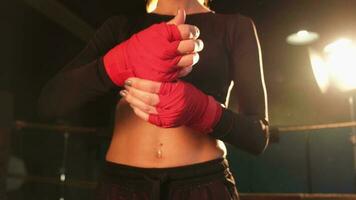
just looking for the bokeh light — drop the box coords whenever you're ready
[309,48,330,93]
[287,30,320,45]
[309,38,356,92]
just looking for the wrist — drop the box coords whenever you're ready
[103,41,135,86]
[190,96,223,133]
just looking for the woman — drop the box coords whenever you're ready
[38,0,269,199]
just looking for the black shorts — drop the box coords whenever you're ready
[95,158,239,200]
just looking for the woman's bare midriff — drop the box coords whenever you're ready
[106,99,227,168]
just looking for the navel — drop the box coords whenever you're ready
[156,143,163,159]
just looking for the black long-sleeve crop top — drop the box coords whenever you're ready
[38,11,269,155]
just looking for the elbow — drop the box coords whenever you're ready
[254,118,270,155]
[251,131,269,155]
[232,126,269,156]
[249,123,270,156]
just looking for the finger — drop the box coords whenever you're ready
[176,53,200,68]
[176,24,200,40]
[177,39,204,54]
[125,85,160,106]
[125,77,161,94]
[122,90,158,114]
[178,66,193,77]
[167,9,186,25]
[130,104,149,121]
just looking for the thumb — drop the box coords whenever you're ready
[167,9,186,25]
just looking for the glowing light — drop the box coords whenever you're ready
[60,174,66,182]
[309,48,330,93]
[309,38,356,92]
[297,30,309,37]
[325,39,356,91]
[324,38,353,53]
[287,30,320,45]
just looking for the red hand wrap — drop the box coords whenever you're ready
[148,81,223,133]
[103,22,183,86]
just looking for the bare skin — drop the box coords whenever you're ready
[106,99,226,168]
[106,1,226,168]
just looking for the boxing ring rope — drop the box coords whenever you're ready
[14,120,99,135]
[14,120,356,135]
[274,121,356,133]
[9,120,356,199]
[11,120,106,198]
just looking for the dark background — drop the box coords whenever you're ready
[2,0,356,199]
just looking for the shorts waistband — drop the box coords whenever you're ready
[102,157,229,181]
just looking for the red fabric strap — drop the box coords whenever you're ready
[103,22,185,86]
[149,81,223,133]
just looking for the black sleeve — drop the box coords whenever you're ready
[210,14,269,155]
[38,16,129,120]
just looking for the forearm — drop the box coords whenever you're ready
[38,16,131,120]
[216,14,269,155]
[38,58,118,119]
[210,107,269,155]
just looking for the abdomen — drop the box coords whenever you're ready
[105,99,226,168]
